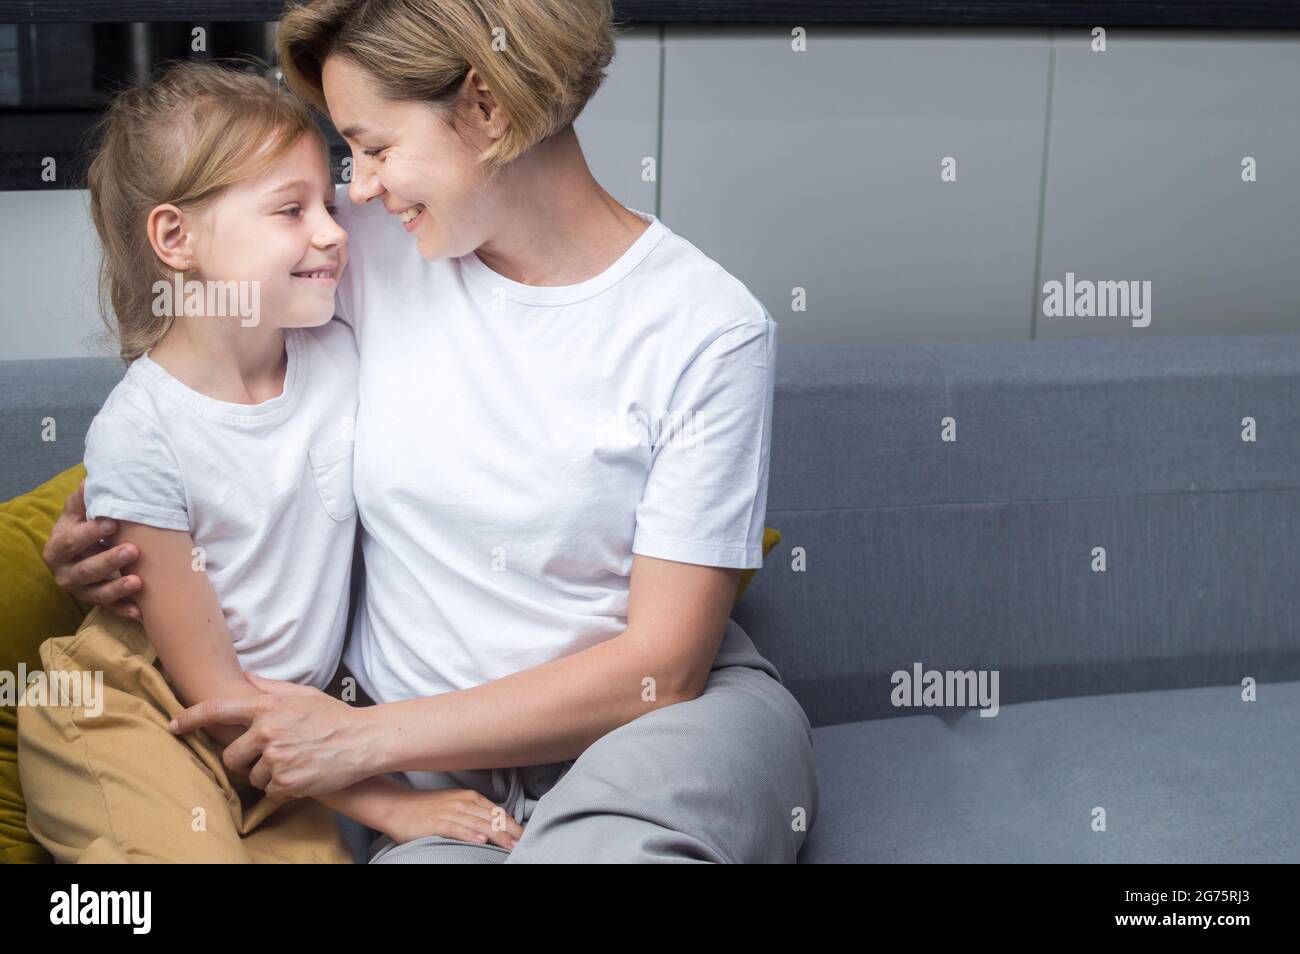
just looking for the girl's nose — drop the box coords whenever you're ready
[316,215,348,248]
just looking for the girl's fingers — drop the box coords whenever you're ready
[451,813,516,850]
[463,796,525,841]
[500,813,525,841]
[441,818,492,845]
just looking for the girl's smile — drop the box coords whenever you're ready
[291,262,340,285]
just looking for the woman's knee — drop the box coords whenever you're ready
[368,833,508,864]
[508,665,818,862]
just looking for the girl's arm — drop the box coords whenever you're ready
[108,519,402,833]
[112,519,257,748]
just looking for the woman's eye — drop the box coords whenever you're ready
[363,147,385,158]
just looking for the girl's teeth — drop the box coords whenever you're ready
[400,205,424,223]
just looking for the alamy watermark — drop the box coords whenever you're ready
[593,408,700,451]
[891,662,1000,717]
[1042,271,1151,328]
[50,884,150,934]
[2,665,104,717]
[152,275,261,327]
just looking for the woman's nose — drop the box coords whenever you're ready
[347,171,382,206]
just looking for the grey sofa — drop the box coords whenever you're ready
[4,332,1299,863]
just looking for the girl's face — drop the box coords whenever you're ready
[321,55,496,262]
[185,133,348,331]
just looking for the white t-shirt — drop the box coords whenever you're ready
[333,185,776,707]
[83,321,360,690]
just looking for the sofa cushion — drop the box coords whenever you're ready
[799,680,1300,862]
[0,464,91,864]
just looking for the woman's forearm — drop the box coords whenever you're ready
[353,629,684,776]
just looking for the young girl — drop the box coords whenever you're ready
[16,61,525,862]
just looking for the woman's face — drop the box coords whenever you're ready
[322,55,496,262]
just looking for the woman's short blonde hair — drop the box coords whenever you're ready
[276,0,623,172]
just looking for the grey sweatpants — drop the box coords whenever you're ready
[352,617,819,863]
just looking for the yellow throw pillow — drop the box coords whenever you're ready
[0,464,90,864]
[734,527,781,604]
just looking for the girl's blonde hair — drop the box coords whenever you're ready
[86,59,327,362]
[276,0,622,173]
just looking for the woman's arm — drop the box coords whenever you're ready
[106,520,404,832]
[47,485,739,793]
[180,554,740,799]
[364,555,741,774]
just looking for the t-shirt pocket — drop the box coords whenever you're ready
[308,436,357,522]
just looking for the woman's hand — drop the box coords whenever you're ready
[380,787,526,850]
[42,479,143,620]
[170,671,376,800]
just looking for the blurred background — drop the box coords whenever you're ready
[1,2,1298,359]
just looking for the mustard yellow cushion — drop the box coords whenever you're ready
[734,527,781,604]
[0,464,90,864]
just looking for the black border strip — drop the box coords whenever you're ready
[0,1,1298,28]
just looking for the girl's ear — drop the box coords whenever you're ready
[146,203,193,273]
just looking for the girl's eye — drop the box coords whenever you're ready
[279,206,302,218]
[325,205,339,217]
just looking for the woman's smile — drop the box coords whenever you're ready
[395,203,426,232]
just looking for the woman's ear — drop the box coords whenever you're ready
[461,67,507,140]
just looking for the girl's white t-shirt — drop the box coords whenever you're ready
[333,185,777,706]
[82,321,360,689]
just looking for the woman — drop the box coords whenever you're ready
[42,0,819,863]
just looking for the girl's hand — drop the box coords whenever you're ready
[170,671,373,799]
[380,787,526,850]
[42,479,143,620]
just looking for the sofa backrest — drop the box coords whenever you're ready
[735,333,1300,726]
[0,357,125,500]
